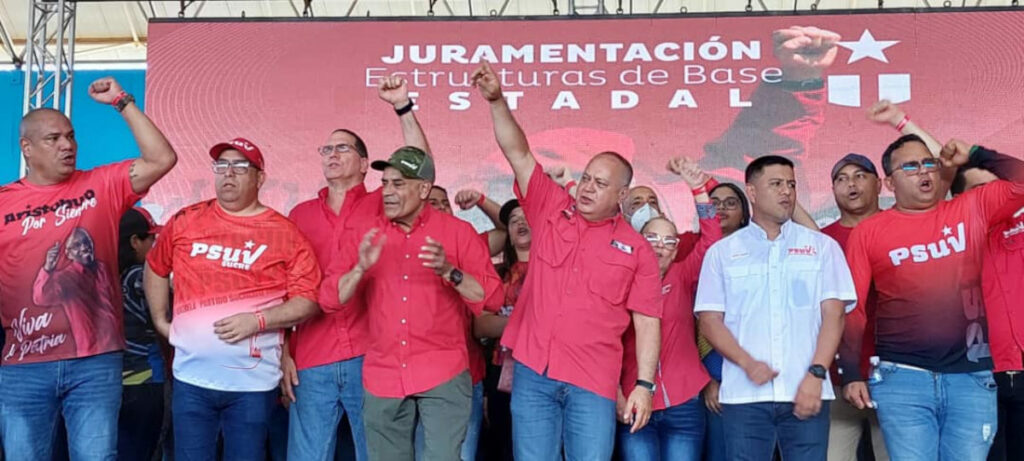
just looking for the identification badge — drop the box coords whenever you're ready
[611,239,633,255]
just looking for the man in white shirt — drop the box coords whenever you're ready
[694,155,856,461]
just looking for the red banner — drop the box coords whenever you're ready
[146,11,1024,227]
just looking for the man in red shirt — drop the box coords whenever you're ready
[145,138,322,460]
[950,162,1024,461]
[331,146,502,461]
[284,75,430,461]
[820,153,889,461]
[471,62,663,460]
[842,136,1024,460]
[0,77,177,461]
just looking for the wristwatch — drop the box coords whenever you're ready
[635,379,656,393]
[447,268,464,287]
[395,99,415,116]
[808,364,827,380]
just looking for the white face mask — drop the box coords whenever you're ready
[630,203,659,232]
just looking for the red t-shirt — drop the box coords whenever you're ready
[822,220,875,385]
[147,200,321,391]
[0,161,141,365]
[843,180,1024,379]
[502,163,663,400]
[983,211,1024,372]
[287,185,381,370]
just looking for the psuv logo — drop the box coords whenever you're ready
[190,240,267,271]
[828,30,909,108]
[888,223,966,267]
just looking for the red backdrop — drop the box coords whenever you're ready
[145,11,1024,228]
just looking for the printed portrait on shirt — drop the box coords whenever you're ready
[31,227,120,357]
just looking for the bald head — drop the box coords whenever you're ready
[20,108,69,140]
[590,151,633,188]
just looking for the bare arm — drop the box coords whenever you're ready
[632,312,660,383]
[378,75,431,155]
[811,299,845,370]
[472,63,537,195]
[792,202,819,231]
[473,311,509,339]
[143,263,172,338]
[88,78,177,194]
[261,297,319,330]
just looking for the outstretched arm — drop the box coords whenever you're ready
[472,63,537,195]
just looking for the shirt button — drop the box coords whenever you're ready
[403,275,409,280]
[405,254,410,259]
[402,363,407,368]
[401,318,407,324]
[402,296,407,302]
[401,340,407,346]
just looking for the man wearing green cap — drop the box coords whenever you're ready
[325,145,504,461]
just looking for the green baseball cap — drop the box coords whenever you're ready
[371,146,435,182]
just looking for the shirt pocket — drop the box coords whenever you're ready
[533,217,575,269]
[786,261,820,311]
[722,264,766,316]
[587,249,635,306]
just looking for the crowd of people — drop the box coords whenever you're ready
[1,46,1024,461]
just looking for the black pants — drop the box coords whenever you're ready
[988,371,1024,461]
[117,383,165,461]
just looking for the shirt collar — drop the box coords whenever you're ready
[747,219,794,242]
[385,202,434,231]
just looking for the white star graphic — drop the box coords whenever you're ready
[244,240,255,249]
[837,30,900,64]
[942,226,952,237]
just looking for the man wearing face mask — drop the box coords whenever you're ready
[622,186,702,263]
[328,146,503,461]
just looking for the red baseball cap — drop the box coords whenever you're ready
[209,137,265,171]
[120,206,163,238]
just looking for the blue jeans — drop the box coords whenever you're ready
[172,378,277,461]
[510,362,616,460]
[415,381,483,461]
[0,352,122,461]
[287,356,368,461]
[616,397,705,461]
[721,401,830,461]
[870,362,997,461]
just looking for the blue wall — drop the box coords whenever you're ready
[0,69,146,184]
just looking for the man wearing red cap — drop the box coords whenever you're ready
[144,138,322,460]
[0,77,177,460]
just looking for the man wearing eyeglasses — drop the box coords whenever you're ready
[841,136,1024,460]
[284,74,432,461]
[694,155,856,461]
[144,138,322,460]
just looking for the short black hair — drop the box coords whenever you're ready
[430,185,448,198]
[593,151,633,187]
[330,129,368,158]
[745,155,794,183]
[881,134,927,176]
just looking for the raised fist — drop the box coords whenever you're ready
[773,26,841,81]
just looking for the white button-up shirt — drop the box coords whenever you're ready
[694,220,856,404]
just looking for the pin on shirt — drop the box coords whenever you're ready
[611,240,633,255]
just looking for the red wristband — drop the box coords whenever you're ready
[565,180,577,191]
[476,193,486,207]
[692,178,719,196]
[895,115,910,132]
[254,311,266,332]
[111,91,128,108]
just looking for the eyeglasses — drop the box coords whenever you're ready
[318,143,357,156]
[712,197,741,210]
[643,233,680,249]
[895,158,939,175]
[212,160,254,175]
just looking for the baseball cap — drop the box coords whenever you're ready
[209,137,265,171]
[371,146,435,182]
[120,207,163,238]
[831,153,879,181]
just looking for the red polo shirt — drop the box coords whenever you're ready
[501,163,663,400]
[287,185,381,371]
[621,207,719,410]
[330,205,502,398]
[984,213,1024,372]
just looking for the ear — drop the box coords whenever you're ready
[256,170,267,189]
[883,176,896,193]
[617,186,628,203]
[129,234,144,252]
[745,183,757,206]
[359,157,369,175]
[19,137,31,161]
[419,181,432,200]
